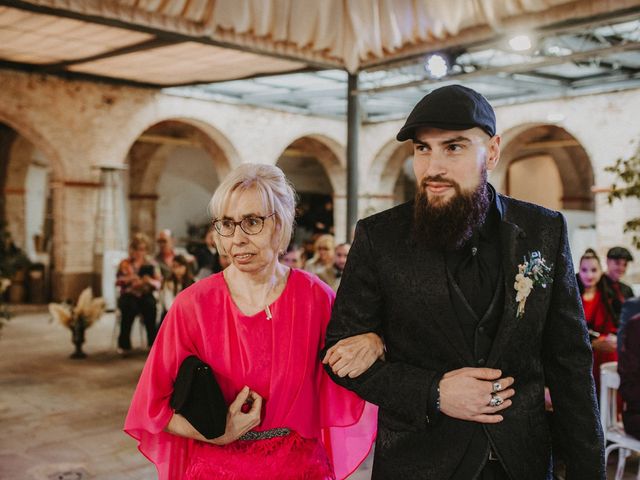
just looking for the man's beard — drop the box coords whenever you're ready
[413,170,490,251]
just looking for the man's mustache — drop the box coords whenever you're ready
[419,176,461,191]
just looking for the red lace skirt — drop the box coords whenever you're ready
[184,431,335,480]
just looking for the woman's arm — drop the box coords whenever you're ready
[164,386,262,445]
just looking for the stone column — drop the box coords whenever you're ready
[93,165,128,309]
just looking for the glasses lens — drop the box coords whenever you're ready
[214,220,234,237]
[241,216,264,235]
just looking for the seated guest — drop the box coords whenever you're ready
[116,233,161,353]
[155,229,195,280]
[603,247,634,336]
[618,306,640,440]
[280,243,304,269]
[194,228,222,280]
[159,254,195,325]
[318,243,350,291]
[304,234,335,275]
[576,248,617,395]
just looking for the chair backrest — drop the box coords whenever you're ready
[600,361,620,432]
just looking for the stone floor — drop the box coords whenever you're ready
[0,310,637,480]
[0,310,373,480]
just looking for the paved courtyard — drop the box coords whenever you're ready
[0,310,373,480]
[0,309,637,479]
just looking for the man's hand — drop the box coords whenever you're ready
[439,367,515,423]
[322,333,385,378]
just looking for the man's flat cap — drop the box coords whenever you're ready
[606,246,634,262]
[396,85,496,142]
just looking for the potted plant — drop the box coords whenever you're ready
[49,287,105,359]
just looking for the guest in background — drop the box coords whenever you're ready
[603,246,636,349]
[159,254,195,325]
[620,296,640,348]
[116,233,161,354]
[304,234,335,275]
[318,243,350,291]
[156,229,195,280]
[194,228,222,280]
[280,243,304,269]
[618,301,640,440]
[577,248,617,394]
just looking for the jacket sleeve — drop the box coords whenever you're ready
[324,219,438,428]
[541,213,605,480]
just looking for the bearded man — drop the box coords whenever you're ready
[323,85,604,479]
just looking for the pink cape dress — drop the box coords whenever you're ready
[124,269,377,480]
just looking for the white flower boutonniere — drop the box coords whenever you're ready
[514,251,553,319]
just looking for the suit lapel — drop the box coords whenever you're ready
[409,237,474,365]
[487,205,527,367]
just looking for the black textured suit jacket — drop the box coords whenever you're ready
[324,194,605,480]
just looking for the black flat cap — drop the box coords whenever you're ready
[607,246,634,262]
[396,85,496,142]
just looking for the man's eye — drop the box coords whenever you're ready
[448,144,463,152]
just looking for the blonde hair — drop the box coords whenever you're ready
[129,232,151,251]
[208,163,296,254]
[314,234,335,253]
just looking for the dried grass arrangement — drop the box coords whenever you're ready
[49,287,105,329]
[49,287,105,358]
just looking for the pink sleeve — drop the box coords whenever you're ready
[316,283,378,480]
[123,297,200,480]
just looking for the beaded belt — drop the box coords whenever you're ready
[239,427,291,441]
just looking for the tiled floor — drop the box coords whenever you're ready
[0,310,636,479]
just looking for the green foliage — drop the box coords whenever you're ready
[605,145,640,249]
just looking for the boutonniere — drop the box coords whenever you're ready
[514,251,553,319]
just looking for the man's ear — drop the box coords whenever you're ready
[486,135,501,172]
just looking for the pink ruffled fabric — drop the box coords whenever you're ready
[124,269,376,480]
[184,431,333,480]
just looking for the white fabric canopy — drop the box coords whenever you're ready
[24,0,636,72]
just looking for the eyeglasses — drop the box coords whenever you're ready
[213,213,276,237]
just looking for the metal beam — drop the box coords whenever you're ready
[346,73,360,241]
[358,41,640,95]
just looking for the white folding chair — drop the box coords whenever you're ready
[600,361,640,480]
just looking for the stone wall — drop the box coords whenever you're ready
[0,69,639,300]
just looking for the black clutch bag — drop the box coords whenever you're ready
[170,355,227,439]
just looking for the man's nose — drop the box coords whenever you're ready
[425,154,447,177]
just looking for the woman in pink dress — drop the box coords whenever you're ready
[125,163,380,480]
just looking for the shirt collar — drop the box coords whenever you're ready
[477,183,500,241]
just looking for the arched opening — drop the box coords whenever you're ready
[0,122,54,303]
[126,120,233,255]
[364,140,414,217]
[497,124,595,258]
[276,136,344,243]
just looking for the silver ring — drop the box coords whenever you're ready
[489,395,504,407]
[492,381,502,393]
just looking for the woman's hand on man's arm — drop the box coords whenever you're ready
[322,332,385,378]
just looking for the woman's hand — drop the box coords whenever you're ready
[322,332,385,378]
[210,386,263,445]
[592,335,617,354]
